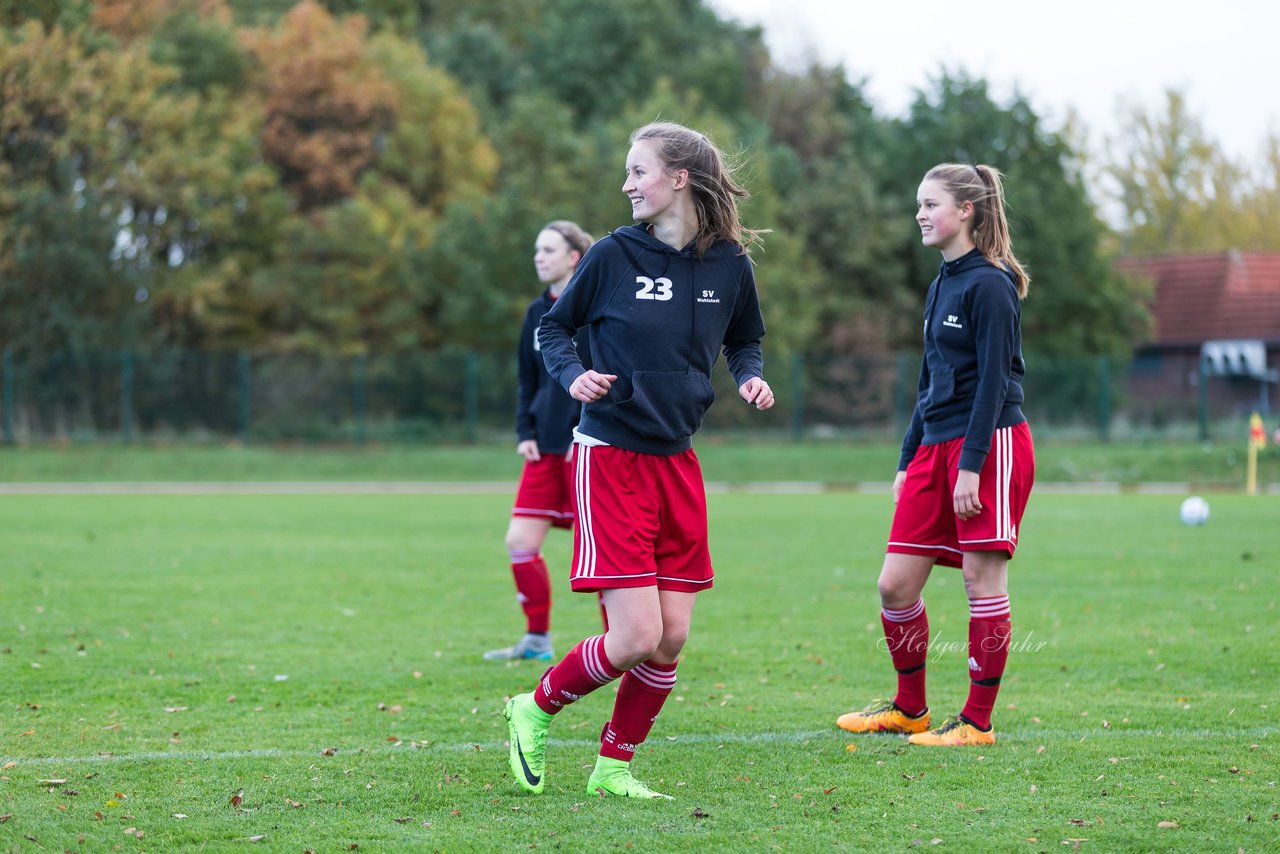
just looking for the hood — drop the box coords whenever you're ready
[939,246,1016,285]
[613,223,699,257]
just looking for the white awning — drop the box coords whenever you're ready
[1201,339,1268,379]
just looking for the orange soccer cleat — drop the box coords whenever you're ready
[836,699,931,734]
[907,715,996,746]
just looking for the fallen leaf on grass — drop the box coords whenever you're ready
[692,807,710,818]
[2,762,15,770]
[1157,821,1180,828]
[286,799,304,809]
[37,779,67,786]
[1068,819,1093,826]
[172,813,187,819]
[321,748,337,756]
[230,789,244,807]
[394,817,413,823]
[164,707,188,713]
[0,814,10,823]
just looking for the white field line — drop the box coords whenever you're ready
[5,726,1275,765]
[3,481,1274,496]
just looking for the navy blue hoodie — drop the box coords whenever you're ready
[515,289,589,456]
[899,247,1026,473]
[539,224,766,456]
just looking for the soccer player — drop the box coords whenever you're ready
[502,121,775,798]
[836,163,1035,746]
[484,221,596,662]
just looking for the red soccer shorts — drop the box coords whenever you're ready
[512,450,575,529]
[569,444,712,593]
[887,421,1035,568]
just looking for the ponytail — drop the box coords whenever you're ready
[924,163,1030,298]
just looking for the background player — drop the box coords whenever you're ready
[484,220,596,662]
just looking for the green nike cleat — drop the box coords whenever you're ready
[585,755,673,799]
[503,693,552,793]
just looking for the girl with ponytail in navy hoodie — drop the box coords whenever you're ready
[836,163,1035,747]
[503,122,774,799]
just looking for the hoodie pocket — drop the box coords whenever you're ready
[923,354,954,415]
[614,371,716,442]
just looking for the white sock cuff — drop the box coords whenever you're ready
[969,594,1010,619]
[882,598,925,623]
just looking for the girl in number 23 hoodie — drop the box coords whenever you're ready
[537,223,766,456]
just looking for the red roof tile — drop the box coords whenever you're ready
[1116,252,1280,345]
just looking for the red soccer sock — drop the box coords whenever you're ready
[509,550,551,634]
[600,659,677,761]
[533,635,622,715]
[882,598,929,717]
[961,595,1011,731]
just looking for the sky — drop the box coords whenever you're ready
[708,0,1278,166]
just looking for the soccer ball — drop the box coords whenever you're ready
[1179,495,1210,526]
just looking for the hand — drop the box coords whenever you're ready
[953,469,982,520]
[516,439,541,462]
[892,470,907,505]
[739,377,775,411]
[570,369,617,403]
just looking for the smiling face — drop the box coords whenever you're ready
[916,178,973,260]
[533,228,580,289]
[622,139,679,223]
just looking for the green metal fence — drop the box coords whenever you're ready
[0,346,1267,444]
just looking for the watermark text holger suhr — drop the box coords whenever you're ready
[877,627,1048,663]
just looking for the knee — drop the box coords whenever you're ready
[877,574,919,610]
[655,624,689,662]
[608,625,663,670]
[504,527,540,554]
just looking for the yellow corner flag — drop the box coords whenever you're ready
[1246,412,1266,495]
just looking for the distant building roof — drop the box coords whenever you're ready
[1116,252,1280,347]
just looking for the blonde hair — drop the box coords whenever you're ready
[630,122,764,259]
[923,163,1030,298]
[541,220,594,259]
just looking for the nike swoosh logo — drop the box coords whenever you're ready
[514,732,541,786]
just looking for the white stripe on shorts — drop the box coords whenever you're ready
[573,445,597,581]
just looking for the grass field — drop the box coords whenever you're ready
[1,436,1278,488]
[3,488,1277,852]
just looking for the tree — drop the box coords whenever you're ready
[1103,89,1225,254]
[889,72,1150,357]
[0,20,286,353]
[242,1,399,210]
[238,4,498,352]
